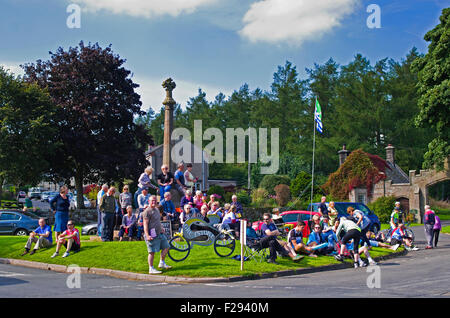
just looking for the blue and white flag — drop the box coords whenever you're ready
[314,98,323,134]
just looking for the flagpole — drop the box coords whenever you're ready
[310,98,317,217]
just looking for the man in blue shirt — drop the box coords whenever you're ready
[160,191,178,229]
[174,162,187,196]
[259,213,302,264]
[21,218,53,255]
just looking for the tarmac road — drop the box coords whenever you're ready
[1,224,449,298]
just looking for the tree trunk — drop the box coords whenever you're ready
[75,166,85,209]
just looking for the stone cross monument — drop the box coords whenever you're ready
[162,78,176,171]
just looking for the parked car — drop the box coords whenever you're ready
[81,223,98,235]
[27,187,42,200]
[41,191,58,202]
[308,202,381,233]
[252,210,320,238]
[70,195,92,209]
[280,210,321,237]
[17,191,27,202]
[0,210,40,236]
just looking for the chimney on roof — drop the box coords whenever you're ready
[385,144,395,165]
[338,144,350,166]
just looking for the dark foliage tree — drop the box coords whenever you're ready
[22,42,153,207]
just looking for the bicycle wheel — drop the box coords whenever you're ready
[214,232,236,258]
[168,236,191,262]
[405,228,415,243]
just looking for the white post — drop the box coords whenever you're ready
[240,219,247,271]
[310,104,316,219]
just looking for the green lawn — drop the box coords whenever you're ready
[433,206,450,221]
[442,226,450,234]
[0,234,399,278]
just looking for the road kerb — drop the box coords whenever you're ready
[0,249,408,283]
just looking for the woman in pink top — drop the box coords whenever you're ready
[193,191,204,211]
[433,213,442,247]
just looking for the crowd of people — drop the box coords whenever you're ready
[17,166,443,274]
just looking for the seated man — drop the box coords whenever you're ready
[21,218,53,256]
[307,223,334,255]
[160,192,177,223]
[51,220,80,258]
[180,204,195,227]
[288,221,315,257]
[390,223,419,251]
[118,205,137,241]
[260,213,302,264]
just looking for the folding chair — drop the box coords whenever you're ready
[244,238,268,263]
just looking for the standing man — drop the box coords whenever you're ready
[318,196,328,219]
[99,187,118,242]
[21,218,53,256]
[96,184,108,237]
[174,162,187,196]
[143,195,172,274]
[424,205,436,249]
[390,201,403,230]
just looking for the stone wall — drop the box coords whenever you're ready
[35,209,98,226]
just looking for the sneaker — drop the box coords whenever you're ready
[354,262,360,269]
[51,252,59,258]
[391,244,400,251]
[29,249,36,255]
[334,254,344,262]
[149,267,162,274]
[293,254,304,262]
[411,246,419,251]
[158,262,172,269]
[425,246,433,250]
[62,252,70,258]
[21,250,29,256]
[368,259,378,266]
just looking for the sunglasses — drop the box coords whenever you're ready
[67,224,74,226]
[263,219,270,221]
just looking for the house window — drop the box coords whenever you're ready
[357,194,366,204]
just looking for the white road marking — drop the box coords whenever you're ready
[0,271,28,277]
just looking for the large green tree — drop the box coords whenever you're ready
[0,67,59,192]
[413,8,450,170]
[22,42,153,207]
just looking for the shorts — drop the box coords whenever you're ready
[369,240,379,247]
[145,234,170,253]
[63,240,80,252]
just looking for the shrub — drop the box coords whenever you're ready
[236,190,251,206]
[274,184,291,206]
[259,175,291,195]
[367,196,396,223]
[322,149,388,201]
[207,185,225,202]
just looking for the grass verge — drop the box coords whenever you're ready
[1,234,399,278]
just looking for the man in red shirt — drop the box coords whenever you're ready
[51,220,81,258]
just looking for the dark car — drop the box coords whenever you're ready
[0,210,40,236]
[308,202,381,233]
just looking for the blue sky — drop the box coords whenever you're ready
[0,0,447,112]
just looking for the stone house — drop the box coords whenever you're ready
[339,144,450,223]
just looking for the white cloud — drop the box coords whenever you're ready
[133,75,232,112]
[239,0,360,46]
[72,0,218,18]
[0,62,24,76]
